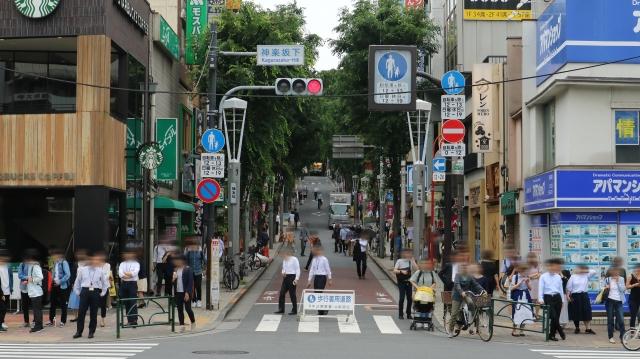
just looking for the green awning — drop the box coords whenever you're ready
[127,196,195,212]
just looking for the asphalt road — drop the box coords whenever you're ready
[3,177,633,359]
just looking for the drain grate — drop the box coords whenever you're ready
[192,350,250,356]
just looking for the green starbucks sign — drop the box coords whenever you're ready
[14,0,60,18]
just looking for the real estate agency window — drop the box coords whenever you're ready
[615,110,640,163]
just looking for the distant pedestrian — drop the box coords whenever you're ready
[99,259,113,327]
[605,267,626,344]
[566,264,596,335]
[314,187,319,200]
[172,255,196,329]
[23,250,44,333]
[510,263,532,337]
[294,210,300,229]
[118,249,140,326]
[18,256,32,328]
[352,228,369,279]
[537,258,566,341]
[317,196,323,210]
[332,224,341,253]
[628,264,640,328]
[304,235,320,270]
[307,246,332,315]
[72,252,109,339]
[0,250,12,333]
[184,239,205,308]
[153,239,169,296]
[394,249,417,320]
[48,248,71,328]
[299,225,309,257]
[479,250,498,297]
[275,248,300,315]
[340,225,350,255]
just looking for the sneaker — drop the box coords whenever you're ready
[45,321,55,327]
[197,301,203,308]
[448,333,454,339]
[59,322,65,328]
[1,323,7,329]
[29,327,43,333]
[609,338,616,344]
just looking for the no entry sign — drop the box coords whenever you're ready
[197,178,222,204]
[442,119,465,143]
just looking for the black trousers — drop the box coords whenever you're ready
[49,286,70,324]
[314,275,328,315]
[305,252,314,270]
[0,295,7,325]
[278,274,297,313]
[301,240,307,256]
[355,255,367,278]
[100,292,108,318]
[154,263,166,295]
[76,288,100,335]
[544,294,564,338]
[120,281,138,324]
[334,238,339,253]
[398,281,413,317]
[193,274,203,302]
[175,292,196,325]
[31,295,43,329]
[21,292,30,323]
[630,299,640,328]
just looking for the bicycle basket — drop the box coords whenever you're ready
[471,294,491,308]
[441,291,453,305]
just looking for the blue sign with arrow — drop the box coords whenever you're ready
[441,70,465,95]
[433,157,446,173]
[201,129,226,153]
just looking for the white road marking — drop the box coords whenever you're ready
[0,343,157,359]
[373,315,402,334]
[255,314,282,332]
[337,317,361,334]
[531,349,640,358]
[298,316,320,333]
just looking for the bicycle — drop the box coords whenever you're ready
[222,255,240,290]
[448,291,493,342]
[238,253,248,281]
[248,246,268,271]
[623,327,640,351]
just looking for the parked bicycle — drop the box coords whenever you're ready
[238,253,248,281]
[222,255,240,290]
[623,326,640,351]
[247,245,268,271]
[448,291,493,342]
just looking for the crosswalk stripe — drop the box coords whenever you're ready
[530,350,639,359]
[337,317,361,334]
[0,356,129,359]
[0,350,141,354]
[298,316,319,333]
[373,315,402,334]
[255,314,282,332]
[0,343,157,359]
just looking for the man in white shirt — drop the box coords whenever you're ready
[22,251,43,333]
[538,258,566,341]
[118,250,140,326]
[153,240,169,296]
[0,250,11,333]
[275,247,300,315]
[72,253,109,339]
[307,245,332,315]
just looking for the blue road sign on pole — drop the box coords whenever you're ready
[433,157,446,172]
[441,70,465,95]
[202,129,226,153]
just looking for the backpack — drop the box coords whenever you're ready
[417,271,435,286]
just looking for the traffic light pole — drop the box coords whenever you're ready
[205,23,218,310]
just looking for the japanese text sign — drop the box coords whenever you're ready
[615,110,639,146]
[303,292,355,311]
[368,45,417,112]
[201,153,225,178]
[186,0,208,64]
[441,95,465,119]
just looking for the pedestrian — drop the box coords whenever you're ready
[332,223,341,253]
[537,258,566,341]
[340,225,349,255]
[628,264,640,328]
[184,239,204,308]
[22,250,44,333]
[500,247,519,295]
[47,248,71,328]
[352,228,369,279]
[605,267,627,344]
[448,262,485,338]
[299,225,309,257]
[68,250,88,323]
[479,250,498,297]
[394,249,418,320]
[17,255,32,328]
[72,252,109,339]
[526,253,542,316]
[314,187,319,200]
[510,263,532,337]
[153,239,169,296]
[304,235,320,271]
[317,196,323,210]
[275,247,300,315]
[99,256,113,327]
[0,250,12,333]
[566,264,596,335]
[118,249,140,326]
[294,210,300,229]
[306,245,332,315]
[172,255,196,329]
[610,256,628,283]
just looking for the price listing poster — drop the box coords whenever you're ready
[622,212,640,266]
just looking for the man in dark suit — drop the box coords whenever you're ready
[172,255,196,328]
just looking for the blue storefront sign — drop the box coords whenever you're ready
[524,170,640,212]
[523,171,556,212]
[536,0,640,86]
[615,110,640,145]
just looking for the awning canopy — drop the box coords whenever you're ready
[127,196,195,212]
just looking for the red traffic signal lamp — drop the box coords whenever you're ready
[274,78,323,96]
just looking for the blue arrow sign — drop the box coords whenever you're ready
[441,70,465,95]
[433,157,446,172]
[201,129,226,153]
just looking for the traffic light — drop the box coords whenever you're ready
[274,78,323,96]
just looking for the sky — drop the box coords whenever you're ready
[251,0,354,71]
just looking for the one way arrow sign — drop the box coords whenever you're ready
[432,157,446,172]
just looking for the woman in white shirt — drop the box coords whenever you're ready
[566,265,596,335]
[605,267,627,344]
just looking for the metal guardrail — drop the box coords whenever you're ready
[490,298,550,341]
[116,296,175,339]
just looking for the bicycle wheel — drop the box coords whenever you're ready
[229,271,240,290]
[223,269,232,289]
[623,329,640,351]
[475,309,493,342]
[447,317,461,337]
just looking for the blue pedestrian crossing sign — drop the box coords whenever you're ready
[433,157,446,172]
[202,129,225,153]
[441,70,465,95]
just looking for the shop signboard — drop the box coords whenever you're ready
[463,0,532,21]
[154,15,180,61]
[615,110,639,146]
[536,0,640,86]
[126,118,143,180]
[500,191,518,216]
[155,118,178,180]
[556,170,640,209]
[471,64,499,153]
[523,171,556,213]
[186,0,208,64]
[14,0,60,18]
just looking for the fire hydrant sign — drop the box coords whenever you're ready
[441,95,465,119]
[201,153,225,178]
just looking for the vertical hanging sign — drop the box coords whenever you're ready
[155,118,178,180]
[126,118,143,180]
[186,0,208,65]
[472,63,500,153]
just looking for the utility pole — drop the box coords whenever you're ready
[378,157,385,258]
[205,23,218,310]
[400,160,407,246]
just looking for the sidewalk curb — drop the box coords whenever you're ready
[367,252,397,285]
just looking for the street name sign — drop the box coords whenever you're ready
[257,45,305,66]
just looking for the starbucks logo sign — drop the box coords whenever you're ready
[14,0,60,19]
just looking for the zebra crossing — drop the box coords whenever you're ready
[0,343,158,359]
[531,349,640,359]
[254,314,404,335]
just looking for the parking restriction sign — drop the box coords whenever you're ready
[441,95,465,119]
[201,153,225,178]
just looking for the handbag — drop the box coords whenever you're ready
[512,292,535,326]
[595,278,609,304]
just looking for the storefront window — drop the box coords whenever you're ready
[0,51,76,114]
[615,110,640,164]
[109,43,145,121]
[543,101,555,170]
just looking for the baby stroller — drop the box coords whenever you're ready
[409,286,435,331]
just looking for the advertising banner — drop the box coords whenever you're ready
[186,0,208,64]
[126,118,143,181]
[523,171,556,213]
[471,63,499,153]
[155,118,178,180]
[154,15,180,61]
[463,0,532,21]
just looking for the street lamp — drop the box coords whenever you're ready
[352,175,360,225]
[222,97,248,266]
[406,99,432,260]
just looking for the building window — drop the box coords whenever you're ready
[0,51,76,114]
[543,101,555,170]
[110,43,145,121]
[615,110,640,164]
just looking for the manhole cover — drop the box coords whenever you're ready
[192,351,249,356]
